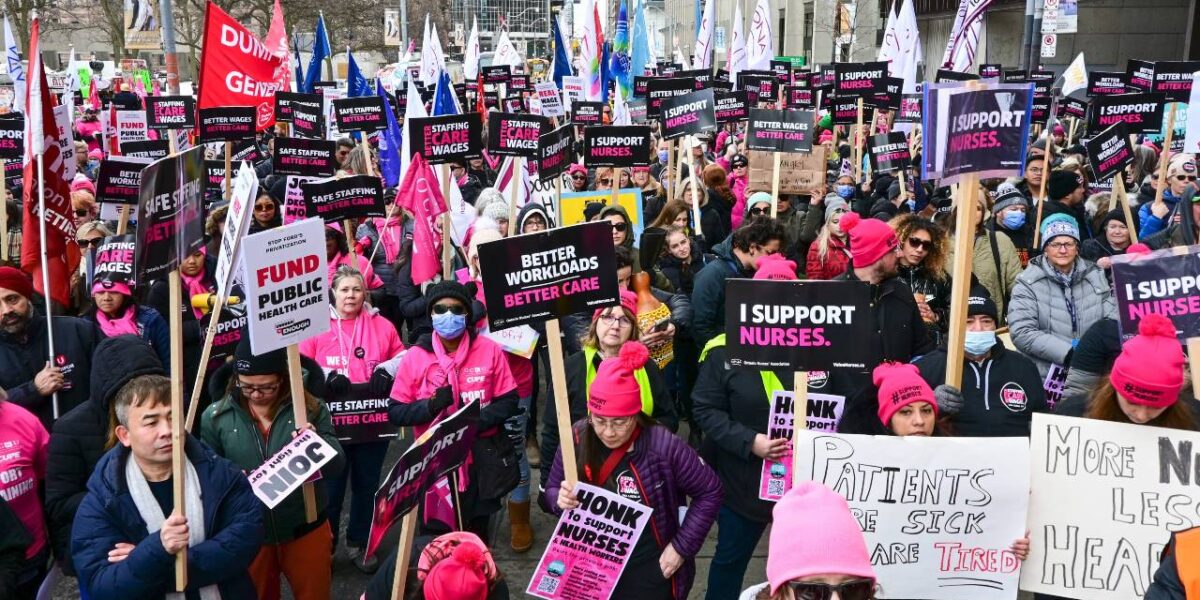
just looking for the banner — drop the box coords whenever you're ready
[571,101,605,126]
[868,132,911,173]
[290,95,324,138]
[488,112,551,158]
[0,116,21,160]
[583,126,652,168]
[795,430,1030,600]
[301,175,386,223]
[144,95,196,130]
[197,1,285,130]
[96,156,151,204]
[714,91,750,123]
[241,217,330,354]
[834,61,889,97]
[745,109,813,153]
[120,139,170,160]
[332,96,388,132]
[366,400,480,558]
[329,385,397,444]
[1111,244,1200,341]
[1150,60,1200,102]
[559,189,645,239]
[248,429,338,510]
[135,147,206,282]
[1022,413,1200,600]
[724,279,873,370]
[1125,59,1155,92]
[125,0,162,49]
[527,483,652,600]
[1088,71,1126,97]
[478,221,620,329]
[409,114,484,164]
[758,389,845,502]
[537,125,576,182]
[659,89,717,140]
[1084,122,1135,183]
[92,234,137,288]
[273,137,336,177]
[198,106,256,142]
[923,83,1033,184]
[1086,93,1165,134]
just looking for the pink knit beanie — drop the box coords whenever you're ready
[753,253,798,281]
[592,288,637,322]
[767,482,876,594]
[873,362,936,427]
[840,212,898,267]
[588,342,649,417]
[1110,314,1184,408]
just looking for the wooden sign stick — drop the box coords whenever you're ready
[168,271,188,590]
[286,345,320,522]
[944,175,980,388]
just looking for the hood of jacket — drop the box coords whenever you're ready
[89,334,166,411]
[516,201,555,232]
[598,204,635,249]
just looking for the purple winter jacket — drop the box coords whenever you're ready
[544,421,723,600]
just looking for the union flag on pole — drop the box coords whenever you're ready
[197,1,286,131]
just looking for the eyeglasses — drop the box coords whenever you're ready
[76,237,102,248]
[236,381,280,396]
[598,178,611,185]
[254,204,274,212]
[589,415,634,431]
[749,207,768,216]
[597,314,632,327]
[432,303,467,315]
[786,579,875,600]
[74,208,90,217]
[906,237,933,252]
[1173,175,1197,182]
[1046,240,1078,251]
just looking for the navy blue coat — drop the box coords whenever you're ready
[71,436,264,600]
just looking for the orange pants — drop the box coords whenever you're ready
[248,521,333,600]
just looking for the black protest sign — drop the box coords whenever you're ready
[205,161,226,194]
[867,76,903,110]
[135,147,206,282]
[1057,97,1088,120]
[96,157,150,204]
[0,116,21,160]
[715,91,750,123]
[144,95,196,130]
[786,86,814,109]
[832,97,859,125]
[738,72,775,104]
[120,139,170,160]
[332,96,388,132]
[939,87,1033,182]
[1126,59,1155,92]
[745,109,813,154]
[583,126,652,168]
[483,65,511,84]
[724,279,875,371]
[273,137,337,177]
[676,69,714,89]
[274,91,319,123]
[634,76,653,98]
[659,89,717,140]
[1112,247,1200,342]
[834,61,888,97]
[477,221,620,329]
[409,114,483,164]
[92,234,137,288]
[301,174,386,223]
[488,112,550,158]
[537,125,576,182]
[820,65,836,88]
[198,106,256,142]
[771,59,792,82]
[3,160,18,189]
[329,385,397,444]
[200,305,248,365]
[1030,95,1052,125]
[230,139,264,165]
[896,94,922,123]
[571,101,605,126]
[509,75,529,91]
[979,63,1002,79]
[1088,71,1126,97]
[646,77,697,117]
[1085,122,1136,183]
[290,96,325,138]
[503,96,523,114]
[1087,93,1165,134]
[1151,61,1200,103]
[868,133,911,173]
[936,69,979,83]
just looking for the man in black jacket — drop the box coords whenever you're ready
[1039,170,1093,241]
[690,218,787,347]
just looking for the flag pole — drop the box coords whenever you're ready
[35,151,59,420]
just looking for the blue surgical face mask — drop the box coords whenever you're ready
[432,311,467,340]
[657,150,669,163]
[905,199,917,212]
[836,184,855,199]
[1001,211,1026,230]
[964,330,997,355]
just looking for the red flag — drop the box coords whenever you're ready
[197,1,285,131]
[263,0,293,95]
[20,17,78,308]
[395,154,448,285]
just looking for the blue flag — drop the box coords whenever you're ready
[432,70,459,116]
[347,50,372,97]
[609,0,631,100]
[302,15,331,93]
[291,34,304,89]
[375,81,402,187]
[552,17,574,89]
[631,0,650,79]
[600,42,612,103]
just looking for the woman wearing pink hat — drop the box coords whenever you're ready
[84,276,170,369]
[547,341,722,600]
[361,531,508,599]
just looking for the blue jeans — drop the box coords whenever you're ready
[327,440,389,548]
[706,505,769,600]
[504,396,532,502]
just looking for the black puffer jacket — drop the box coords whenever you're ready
[0,310,101,429]
[914,343,1049,437]
[835,270,935,366]
[44,335,165,574]
[657,241,715,296]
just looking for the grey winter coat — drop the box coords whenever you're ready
[1007,255,1116,378]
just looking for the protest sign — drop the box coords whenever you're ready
[1088,71,1126,97]
[786,86,814,109]
[633,76,653,97]
[366,400,480,558]
[831,97,859,125]
[537,126,576,182]
[795,430,1030,600]
[115,110,148,145]
[868,133,911,173]
[121,139,170,160]
[724,279,874,370]
[241,217,330,355]
[758,389,845,502]
[274,91,320,123]
[290,96,325,138]
[200,305,247,365]
[301,175,386,223]
[198,106,256,142]
[205,161,226,194]
[488,112,551,158]
[282,175,317,224]
[1085,122,1135,182]
[1126,59,1155,92]
[1188,74,1200,155]
[214,162,257,299]
[135,147,206,282]
[408,114,483,164]
[745,109,813,153]
[327,385,397,444]
[561,76,586,109]
[248,429,338,510]
[714,91,750,123]
[197,1,284,130]
[1151,60,1200,102]
[96,157,151,204]
[53,105,76,180]
[1022,413,1200,600]
[1057,97,1088,120]
[936,68,980,83]
[332,96,388,132]
[478,221,620,329]
[273,137,337,177]
[230,139,263,164]
[1087,92,1165,134]
[483,65,511,85]
[527,483,652,600]
[571,101,605,126]
[1111,244,1200,341]
[979,63,1002,79]
[748,146,828,195]
[534,82,565,118]
[92,235,137,288]
[583,126,652,168]
[896,94,923,123]
[0,116,21,160]
[834,61,889,97]
[509,75,529,92]
[923,83,1033,183]
[646,77,697,117]
[144,95,196,130]
[659,89,717,140]
[559,189,645,239]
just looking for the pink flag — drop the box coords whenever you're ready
[87,81,100,110]
[396,154,449,284]
[264,0,293,93]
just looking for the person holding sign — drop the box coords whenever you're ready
[547,341,721,600]
[1138,156,1196,240]
[691,218,789,346]
[71,375,265,600]
[84,279,170,369]
[249,192,282,234]
[1081,208,1137,274]
[200,339,346,600]
[298,266,405,571]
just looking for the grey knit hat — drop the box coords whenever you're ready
[824,195,849,222]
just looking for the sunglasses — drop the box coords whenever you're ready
[74,208,90,217]
[1173,175,1197,182]
[906,237,933,251]
[572,174,587,180]
[787,579,874,600]
[598,178,611,185]
[610,222,628,232]
[77,238,102,248]
[432,303,466,315]
[254,203,274,212]
[749,206,768,216]
[733,163,748,169]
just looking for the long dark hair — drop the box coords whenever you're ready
[577,412,657,484]
[1084,377,1195,430]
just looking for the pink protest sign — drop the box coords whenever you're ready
[759,387,846,502]
[527,483,652,600]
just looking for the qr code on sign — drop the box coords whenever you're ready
[767,479,785,497]
[537,577,559,594]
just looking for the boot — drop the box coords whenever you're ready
[525,436,542,469]
[509,499,534,553]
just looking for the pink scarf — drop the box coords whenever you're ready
[371,217,404,264]
[97,306,139,337]
[179,270,212,319]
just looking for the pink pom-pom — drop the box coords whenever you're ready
[1138,314,1177,338]
[1126,243,1152,256]
[618,341,650,371]
[451,542,487,570]
[840,211,861,232]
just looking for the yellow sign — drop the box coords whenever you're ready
[558,188,645,241]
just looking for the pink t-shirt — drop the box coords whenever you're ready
[0,402,50,559]
[299,309,405,382]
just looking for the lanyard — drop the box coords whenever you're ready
[585,426,642,486]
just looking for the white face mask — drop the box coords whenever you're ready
[964,330,997,355]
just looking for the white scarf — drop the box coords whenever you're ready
[124,452,222,600]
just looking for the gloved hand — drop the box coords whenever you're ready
[369,368,394,396]
[326,371,351,396]
[934,384,964,416]
[427,385,454,414]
